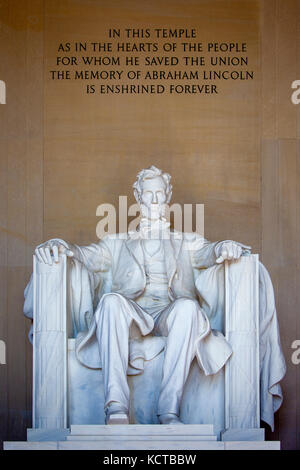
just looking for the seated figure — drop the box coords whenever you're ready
[26,165,286,430]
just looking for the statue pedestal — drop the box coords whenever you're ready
[4,425,280,450]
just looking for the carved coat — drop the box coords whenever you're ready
[70,232,233,377]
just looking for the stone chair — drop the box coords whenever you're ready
[29,253,265,443]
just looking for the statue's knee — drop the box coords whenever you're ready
[95,293,123,322]
[102,293,123,308]
[172,298,198,322]
[173,297,198,311]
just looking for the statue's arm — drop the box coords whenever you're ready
[34,236,112,272]
[69,239,112,272]
[189,237,220,269]
[189,235,251,269]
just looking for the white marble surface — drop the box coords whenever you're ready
[223,441,280,450]
[33,255,68,429]
[221,428,265,441]
[68,338,225,432]
[24,166,285,439]
[32,255,264,434]
[57,440,224,450]
[68,339,105,425]
[224,255,260,429]
[4,424,279,451]
[27,428,70,442]
[4,442,58,450]
[70,423,215,435]
[4,440,280,451]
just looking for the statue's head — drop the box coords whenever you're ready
[133,165,172,220]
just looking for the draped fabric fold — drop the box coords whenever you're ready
[195,262,286,431]
[75,289,232,377]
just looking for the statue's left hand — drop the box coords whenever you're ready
[216,241,251,264]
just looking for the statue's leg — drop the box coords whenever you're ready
[154,298,204,421]
[94,293,134,423]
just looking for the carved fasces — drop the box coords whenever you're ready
[224,255,260,430]
[33,255,67,428]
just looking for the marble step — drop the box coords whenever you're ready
[59,440,224,450]
[3,440,281,450]
[70,424,215,437]
[67,434,217,441]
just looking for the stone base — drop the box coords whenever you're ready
[3,441,281,450]
[221,428,265,441]
[4,425,280,450]
[27,428,70,442]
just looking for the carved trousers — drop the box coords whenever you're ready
[94,293,207,416]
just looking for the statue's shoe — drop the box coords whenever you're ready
[106,412,129,425]
[158,413,183,425]
[105,403,129,425]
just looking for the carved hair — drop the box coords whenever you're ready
[133,165,172,203]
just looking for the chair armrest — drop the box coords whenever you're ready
[32,254,68,429]
[224,254,260,432]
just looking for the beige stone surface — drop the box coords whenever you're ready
[0,0,299,450]
[0,0,44,444]
[42,0,260,250]
[261,0,300,450]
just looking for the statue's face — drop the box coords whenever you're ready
[139,176,168,219]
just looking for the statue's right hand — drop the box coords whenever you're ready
[34,239,74,265]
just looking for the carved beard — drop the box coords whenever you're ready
[140,203,167,220]
[127,203,170,239]
[138,217,171,240]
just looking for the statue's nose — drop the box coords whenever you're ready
[152,192,158,203]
